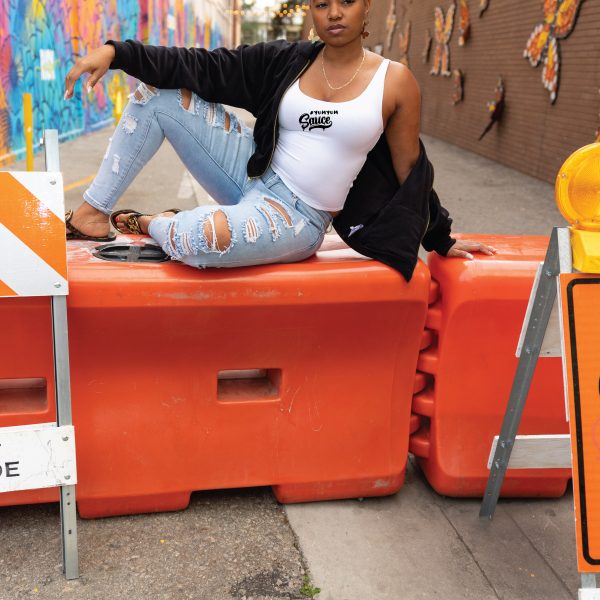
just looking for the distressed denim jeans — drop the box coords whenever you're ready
[83,83,333,267]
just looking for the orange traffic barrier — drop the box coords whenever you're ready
[409,234,571,497]
[0,296,60,506]
[1,235,430,517]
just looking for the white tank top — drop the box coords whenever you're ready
[271,58,390,212]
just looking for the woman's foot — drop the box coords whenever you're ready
[112,210,179,235]
[68,203,111,238]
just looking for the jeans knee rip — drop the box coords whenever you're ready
[163,222,196,260]
[201,101,242,134]
[129,82,158,105]
[242,216,262,243]
[122,114,138,134]
[227,112,241,135]
[203,102,225,129]
[257,204,281,242]
[111,154,120,175]
[177,89,198,115]
[103,137,112,161]
[180,231,195,256]
[199,210,236,256]
[259,197,295,241]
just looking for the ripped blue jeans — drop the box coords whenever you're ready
[83,83,333,267]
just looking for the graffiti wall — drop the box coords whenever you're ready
[0,0,229,164]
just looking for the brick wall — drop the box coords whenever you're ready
[364,0,599,183]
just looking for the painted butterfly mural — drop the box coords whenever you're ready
[452,69,464,104]
[385,0,397,51]
[479,77,505,140]
[458,0,470,46]
[430,3,456,77]
[523,0,584,104]
[398,21,411,66]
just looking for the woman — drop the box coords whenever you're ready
[63,0,494,279]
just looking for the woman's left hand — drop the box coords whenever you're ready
[446,240,497,260]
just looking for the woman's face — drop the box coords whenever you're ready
[310,0,370,46]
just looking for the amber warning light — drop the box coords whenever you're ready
[556,143,600,273]
[556,143,600,231]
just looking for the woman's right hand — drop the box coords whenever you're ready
[64,44,116,100]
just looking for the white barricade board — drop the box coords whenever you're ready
[0,423,77,492]
[0,423,77,493]
[0,171,68,297]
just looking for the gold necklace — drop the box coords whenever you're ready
[321,47,366,91]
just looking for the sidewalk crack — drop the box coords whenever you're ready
[436,503,502,599]
[505,507,574,598]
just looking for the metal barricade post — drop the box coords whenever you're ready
[0,129,78,579]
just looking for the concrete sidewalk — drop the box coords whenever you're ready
[2,121,576,600]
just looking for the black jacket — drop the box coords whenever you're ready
[107,39,455,280]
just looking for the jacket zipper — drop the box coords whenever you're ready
[250,59,312,179]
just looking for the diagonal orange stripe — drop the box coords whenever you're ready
[0,173,67,280]
[0,278,17,296]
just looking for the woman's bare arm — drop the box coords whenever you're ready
[384,63,496,259]
[383,63,421,184]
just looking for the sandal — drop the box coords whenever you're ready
[110,208,181,235]
[65,209,116,242]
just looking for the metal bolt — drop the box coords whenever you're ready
[64,475,71,480]
[545,270,553,277]
[62,436,69,442]
[561,173,567,179]
[525,347,532,354]
[54,282,61,288]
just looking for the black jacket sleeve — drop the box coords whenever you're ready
[421,189,456,255]
[333,137,455,281]
[105,39,285,115]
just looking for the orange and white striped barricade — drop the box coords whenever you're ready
[0,130,78,579]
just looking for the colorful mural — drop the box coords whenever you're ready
[458,0,469,46]
[451,68,463,104]
[430,3,455,77]
[523,0,584,104]
[397,21,410,66]
[385,0,396,51]
[479,76,504,140]
[0,0,226,165]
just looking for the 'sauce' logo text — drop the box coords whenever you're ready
[299,110,338,131]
